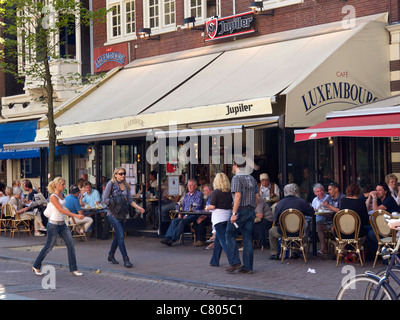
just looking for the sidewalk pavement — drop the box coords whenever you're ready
[0,233,381,300]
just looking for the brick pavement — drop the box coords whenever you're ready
[0,234,384,300]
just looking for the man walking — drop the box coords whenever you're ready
[226,160,259,274]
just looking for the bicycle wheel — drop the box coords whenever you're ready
[336,274,394,300]
[368,268,400,300]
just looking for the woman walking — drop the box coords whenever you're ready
[32,177,84,276]
[205,172,233,267]
[102,167,145,268]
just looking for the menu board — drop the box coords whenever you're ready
[122,163,137,196]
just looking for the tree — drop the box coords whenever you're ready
[0,0,108,179]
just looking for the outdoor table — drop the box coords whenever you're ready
[264,197,279,204]
[82,208,107,239]
[172,211,211,216]
[312,210,334,256]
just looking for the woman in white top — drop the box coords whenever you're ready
[205,173,233,267]
[32,177,84,276]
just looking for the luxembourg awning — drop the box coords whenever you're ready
[294,107,400,142]
[0,120,40,159]
[33,13,388,144]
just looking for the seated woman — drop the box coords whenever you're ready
[338,183,370,238]
[9,187,47,236]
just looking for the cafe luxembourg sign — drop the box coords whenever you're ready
[301,81,379,116]
[206,11,255,41]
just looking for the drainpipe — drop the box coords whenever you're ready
[89,0,94,75]
[232,0,236,14]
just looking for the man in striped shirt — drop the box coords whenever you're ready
[226,160,259,274]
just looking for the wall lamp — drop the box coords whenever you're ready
[2,102,30,109]
[249,1,274,16]
[182,16,204,31]
[139,28,160,40]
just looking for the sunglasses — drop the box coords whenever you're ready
[117,172,126,176]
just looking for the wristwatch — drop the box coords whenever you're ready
[232,212,237,216]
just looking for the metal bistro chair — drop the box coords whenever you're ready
[279,209,307,263]
[65,215,87,242]
[2,203,31,238]
[0,204,13,235]
[333,209,364,267]
[370,210,397,268]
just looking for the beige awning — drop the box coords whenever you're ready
[34,13,389,143]
[283,14,390,127]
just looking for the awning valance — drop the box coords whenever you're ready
[294,97,400,142]
[0,120,40,159]
[294,113,400,142]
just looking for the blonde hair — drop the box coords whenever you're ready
[111,167,130,190]
[48,177,65,194]
[213,172,230,192]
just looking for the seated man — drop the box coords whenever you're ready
[252,200,273,249]
[259,173,280,201]
[9,187,46,237]
[318,182,346,255]
[21,179,37,205]
[160,179,204,246]
[157,179,185,225]
[80,181,101,208]
[269,183,314,260]
[192,184,212,247]
[65,186,93,235]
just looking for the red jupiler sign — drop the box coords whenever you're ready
[206,11,255,41]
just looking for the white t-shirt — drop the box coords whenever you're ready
[49,194,66,222]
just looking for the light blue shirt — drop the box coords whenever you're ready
[82,189,101,208]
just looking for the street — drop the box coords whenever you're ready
[0,233,373,302]
[0,259,245,300]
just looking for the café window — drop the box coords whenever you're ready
[107,0,136,42]
[143,0,175,33]
[185,0,220,21]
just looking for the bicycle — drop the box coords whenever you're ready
[336,216,400,300]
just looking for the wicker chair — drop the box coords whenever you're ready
[65,215,87,242]
[279,208,307,263]
[370,210,397,268]
[1,203,31,238]
[333,209,364,267]
[0,204,13,235]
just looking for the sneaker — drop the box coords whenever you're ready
[34,232,45,237]
[269,254,279,260]
[226,263,243,273]
[193,241,206,247]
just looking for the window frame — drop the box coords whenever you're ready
[142,0,176,35]
[184,0,220,25]
[106,0,137,45]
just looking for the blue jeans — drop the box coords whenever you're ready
[108,214,128,258]
[210,221,229,266]
[226,207,255,271]
[165,215,197,242]
[33,221,78,272]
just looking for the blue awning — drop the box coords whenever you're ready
[0,120,40,160]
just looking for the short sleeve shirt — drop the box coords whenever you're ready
[231,171,259,208]
[65,194,82,214]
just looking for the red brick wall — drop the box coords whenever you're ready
[92,0,398,65]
